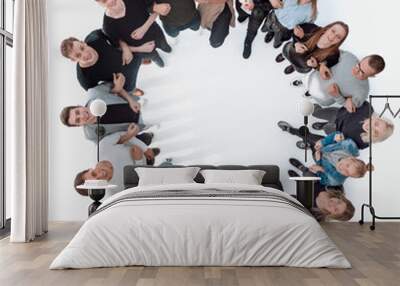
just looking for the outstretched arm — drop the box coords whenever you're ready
[131,13,158,40]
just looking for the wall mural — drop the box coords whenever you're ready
[58,0,394,222]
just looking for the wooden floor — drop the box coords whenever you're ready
[0,222,399,286]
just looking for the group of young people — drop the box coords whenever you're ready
[274,14,393,220]
[57,0,395,222]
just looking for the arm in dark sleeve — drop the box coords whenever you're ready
[76,66,96,91]
[325,51,340,68]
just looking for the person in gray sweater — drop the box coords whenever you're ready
[297,52,385,113]
[59,73,152,145]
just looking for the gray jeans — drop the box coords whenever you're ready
[312,104,339,134]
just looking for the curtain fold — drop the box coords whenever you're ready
[10,0,49,242]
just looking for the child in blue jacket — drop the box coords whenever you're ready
[290,131,373,187]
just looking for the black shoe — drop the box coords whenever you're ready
[296,140,311,150]
[152,54,165,68]
[146,158,155,166]
[277,121,292,132]
[275,53,285,63]
[284,65,295,75]
[159,42,172,53]
[273,39,283,49]
[137,132,154,146]
[312,122,328,131]
[264,32,274,43]
[237,14,248,23]
[291,80,303,87]
[288,170,300,177]
[304,91,311,97]
[289,158,307,172]
[243,43,252,59]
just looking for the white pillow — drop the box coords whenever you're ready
[136,167,201,186]
[200,169,266,185]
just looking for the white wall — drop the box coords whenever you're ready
[48,0,400,221]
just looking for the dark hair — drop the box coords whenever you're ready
[60,106,79,127]
[74,169,90,196]
[60,37,79,59]
[368,54,385,74]
[304,21,349,63]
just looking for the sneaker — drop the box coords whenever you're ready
[290,79,303,87]
[289,158,307,172]
[312,122,328,130]
[288,170,300,177]
[296,140,311,150]
[284,65,295,75]
[264,32,274,44]
[275,53,285,63]
[277,121,292,132]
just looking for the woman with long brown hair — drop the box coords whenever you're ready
[276,21,349,76]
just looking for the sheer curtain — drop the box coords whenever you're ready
[9,0,48,242]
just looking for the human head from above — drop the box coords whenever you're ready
[305,21,349,61]
[74,160,114,195]
[60,37,98,67]
[60,106,97,127]
[352,55,386,80]
[315,188,355,221]
[336,157,373,178]
[95,0,124,10]
[361,115,394,144]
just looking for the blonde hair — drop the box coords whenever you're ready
[348,158,374,178]
[361,116,395,144]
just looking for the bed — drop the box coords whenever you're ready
[50,165,350,269]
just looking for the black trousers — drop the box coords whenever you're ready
[209,3,232,48]
[288,126,324,148]
[245,3,273,44]
[235,0,249,19]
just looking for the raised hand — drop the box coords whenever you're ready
[294,42,308,54]
[319,64,332,80]
[111,73,126,94]
[307,56,318,68]
[345,98,356,113]
[293,26,304,39]
[153,3,171,16]
[328,83,340,97]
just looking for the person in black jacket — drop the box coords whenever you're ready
[97,0,172,68]
[276,102,395,151]
[243,0,280,59]
[275,21,348,75]
[60,30,154,91]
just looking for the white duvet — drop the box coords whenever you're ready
[50,183,351,269]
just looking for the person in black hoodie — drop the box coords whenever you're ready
[242,0,279,59]
[97,0,172,67]
[60,29,154,91]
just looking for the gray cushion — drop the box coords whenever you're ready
[124,164,283,191]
